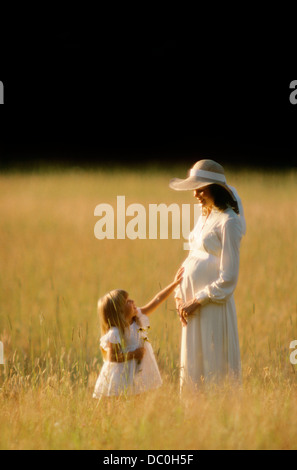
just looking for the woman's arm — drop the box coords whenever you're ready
[181,216,242,321]
[106,343,145,363]
[140,267,184,316]
[196,217,242,304]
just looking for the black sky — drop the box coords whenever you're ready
[1,26,297,168]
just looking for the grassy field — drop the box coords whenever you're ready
[0,164,297,450]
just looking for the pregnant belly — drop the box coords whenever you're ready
[181,250,220,300]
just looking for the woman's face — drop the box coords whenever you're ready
[194,186,214,209]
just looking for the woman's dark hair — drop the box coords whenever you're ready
[208,184,239,214]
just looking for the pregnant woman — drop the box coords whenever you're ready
[169,159,246,392]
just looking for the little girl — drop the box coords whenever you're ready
[93,267,184,398]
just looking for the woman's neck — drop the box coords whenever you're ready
[202,205,213,217]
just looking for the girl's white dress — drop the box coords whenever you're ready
[93,308,162,398]
[176,206,245,392]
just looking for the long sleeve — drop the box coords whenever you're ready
[195,216,242,305]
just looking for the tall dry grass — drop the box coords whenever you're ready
[0,165,297,449]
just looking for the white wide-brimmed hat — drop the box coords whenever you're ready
[169,159,236,201]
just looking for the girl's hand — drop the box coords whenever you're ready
[133,347,145,362]
[174,266,184,285]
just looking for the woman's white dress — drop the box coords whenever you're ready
[175,207,244,392]
[93,308,162,398]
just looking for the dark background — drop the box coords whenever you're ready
[1,24,297,169]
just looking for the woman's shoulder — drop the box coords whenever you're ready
[219,209,243,239]
[216,207,240,223]
[214,208,242,234]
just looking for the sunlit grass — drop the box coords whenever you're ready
[0,165,297,449]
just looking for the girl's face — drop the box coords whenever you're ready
[194,186,214,209]
[124,297,137,322]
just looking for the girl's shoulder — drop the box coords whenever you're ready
[100,327,121,351]
[135,307,150,329]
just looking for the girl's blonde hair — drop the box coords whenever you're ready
[98,289,129,337]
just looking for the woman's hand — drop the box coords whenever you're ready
[174,266,184,286]
[179,298,200,325]
[176,297,187,327]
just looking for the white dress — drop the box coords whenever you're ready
[93,308,162,398]
[175,207,244,392]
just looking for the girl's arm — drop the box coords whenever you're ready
[140,267,184,316]
[106,343,145,363]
